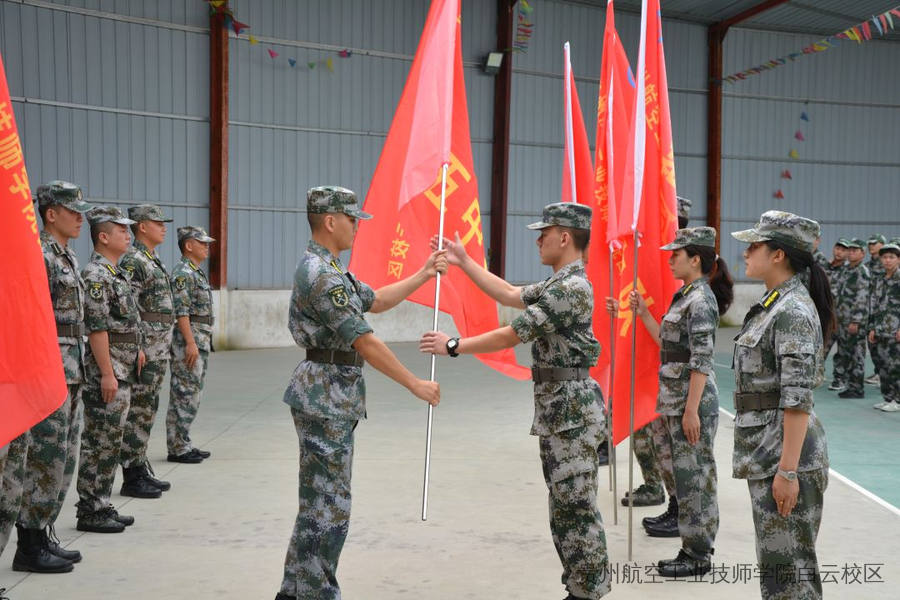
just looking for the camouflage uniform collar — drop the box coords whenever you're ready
[179,255,200,271]
[307,240,343,271]
[553,258,585,278]
[677,276,707,299]
[91,250,120,275]
[758,275,802,311]
[133,238,156,256]
[40,229,66,254]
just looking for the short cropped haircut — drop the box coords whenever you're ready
[561,226,590,252]
[90,221,115,246]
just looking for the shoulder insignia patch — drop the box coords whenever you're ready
[174,276,186,291]
[89,282,103,300]
[328,285,349,308]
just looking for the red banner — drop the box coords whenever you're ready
[561,42,594,207]
[587,0,635,403]
[349,3,529,380]
[0,51,68,447]
[609,0,680,443]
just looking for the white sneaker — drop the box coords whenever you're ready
[873,401,888,410]
[828,381,845,391]
[880,402,900,412]
[866,374,880,385]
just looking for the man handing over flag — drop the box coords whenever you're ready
[350,0,529,380]
[610,0,680,444]
[0,51,68,447]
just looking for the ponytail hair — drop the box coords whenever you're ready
[764,240,836,342]
[684,245,734,314]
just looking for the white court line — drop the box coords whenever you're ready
[714,362,900,518]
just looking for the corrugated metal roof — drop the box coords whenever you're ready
[565,0,900,40]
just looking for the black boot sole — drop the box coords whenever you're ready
[621,497,665,507]
[12,557,74,574]
[119,486,162,499]
[76,523,125,534]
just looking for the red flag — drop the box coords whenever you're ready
[0,52,67,447]
[349,1,529,380]
[560,42,594,206]
[609,0,680,443]
[586,0,635,400]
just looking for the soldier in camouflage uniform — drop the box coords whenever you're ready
[276,186,442,600]
[823,238,849,371]
[865,235,887,385]
[118,205,175,495]
[11,182,93,573]
[0,437,29,558]
[732,211,831,600]
[76,206,143,534]
[166,226,216,464]
[422,202,610,600]
[628,227,726,576]
[832,238,869,398]
[869,241,900,412]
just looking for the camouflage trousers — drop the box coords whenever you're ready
[77,382,131,515]
[0,434,29,556]
[167,349,209,455]
[868,337,883,376]
[18,384,83,529]
[632,417,675,496]
[873,336,900,403]
[280,410,356,600]
[539,421,611,599]
[833,330,866,394]
[747,469,828,600]
[121,359,167,468]
[662,412,719,559]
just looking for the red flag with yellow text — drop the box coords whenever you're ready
[560,42,594,207]
[609,0,680,443]
[586,0,635,403]
[349,1,529,380]
[0,51,68,447]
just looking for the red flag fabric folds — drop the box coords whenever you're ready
[349,1,529,380]
[560,42,594,207]
[0,51,67,447]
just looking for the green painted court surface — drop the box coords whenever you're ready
[713,340,899,511]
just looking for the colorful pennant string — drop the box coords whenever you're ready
[513,0,535,53]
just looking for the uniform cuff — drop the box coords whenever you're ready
[780,387,814,413]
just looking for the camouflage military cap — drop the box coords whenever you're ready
[128,204,173,223]
[35,180,92,213]
[867,234,886,245]
[677,196,692,219]
[526,202,592,231]
[86,205,136,226]
[307,186,372,220]
[660,226,716,250]
[879,241,900,255]
[835,238,852,248]
[845,238,865,250]
[731,210,818,253]
[177,226,215,244]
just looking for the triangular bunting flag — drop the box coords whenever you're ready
[873,16,884,36]
[774,189,785,199]
[308,62,316,69]
[267,49,279,59]
[801,111,809,121]
[789,149,799,159]
[326,57,334,72]
[232,20,249,35]
[248,35,258,45]
[339,49,352,58]
[209,0,225,7]
[861,22,872,40]
[795,130,805,141]
[288,58,296,67]
[781,169,792,179]
[886,12,894,29]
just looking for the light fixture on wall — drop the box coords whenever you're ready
[483,51,504,75]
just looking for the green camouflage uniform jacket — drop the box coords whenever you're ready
[82,252,141,383]
[867,254,886,282]
[732,275,828,480]
[812,250,830,272]
[824,261,845,298]
[511,259,606,436]
[283,241,375,420]
[657,277,718,417]
[869,269,900,338]
[835,261,869,326]
[120,239,174,362]
[40,230,86,383]
[171,257,214,353]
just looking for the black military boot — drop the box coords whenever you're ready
[644,508,679,537]
[657,549,711,577]
[597,442,609,466]
[76,507,125,533]
[120,465,162,498]
[11,525,74,573]
[142,461,171,491]
[642,494,677,528]
[274,593,296,600]
[107,505,135,526]
[45,525,82,563]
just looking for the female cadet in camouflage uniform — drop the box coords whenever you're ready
[868,240,900,411]
[422,202,610,600]
[627,226,733,576]
[731,210,834,600]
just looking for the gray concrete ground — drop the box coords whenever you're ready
[2,342,898,599]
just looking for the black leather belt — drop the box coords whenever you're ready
[660,348,691,364]
[107,332,140,345]
[56,323,84,337]
[141,311,175,324]
[531,367,590,384]
[306,348,364,367]
[734,391,780,411]
[189,315,213,325]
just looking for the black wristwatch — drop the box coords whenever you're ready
[446,337,460,357]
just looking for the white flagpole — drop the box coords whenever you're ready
[563,42,577,203]
[607,245,618,526]
[422,162,450,521]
